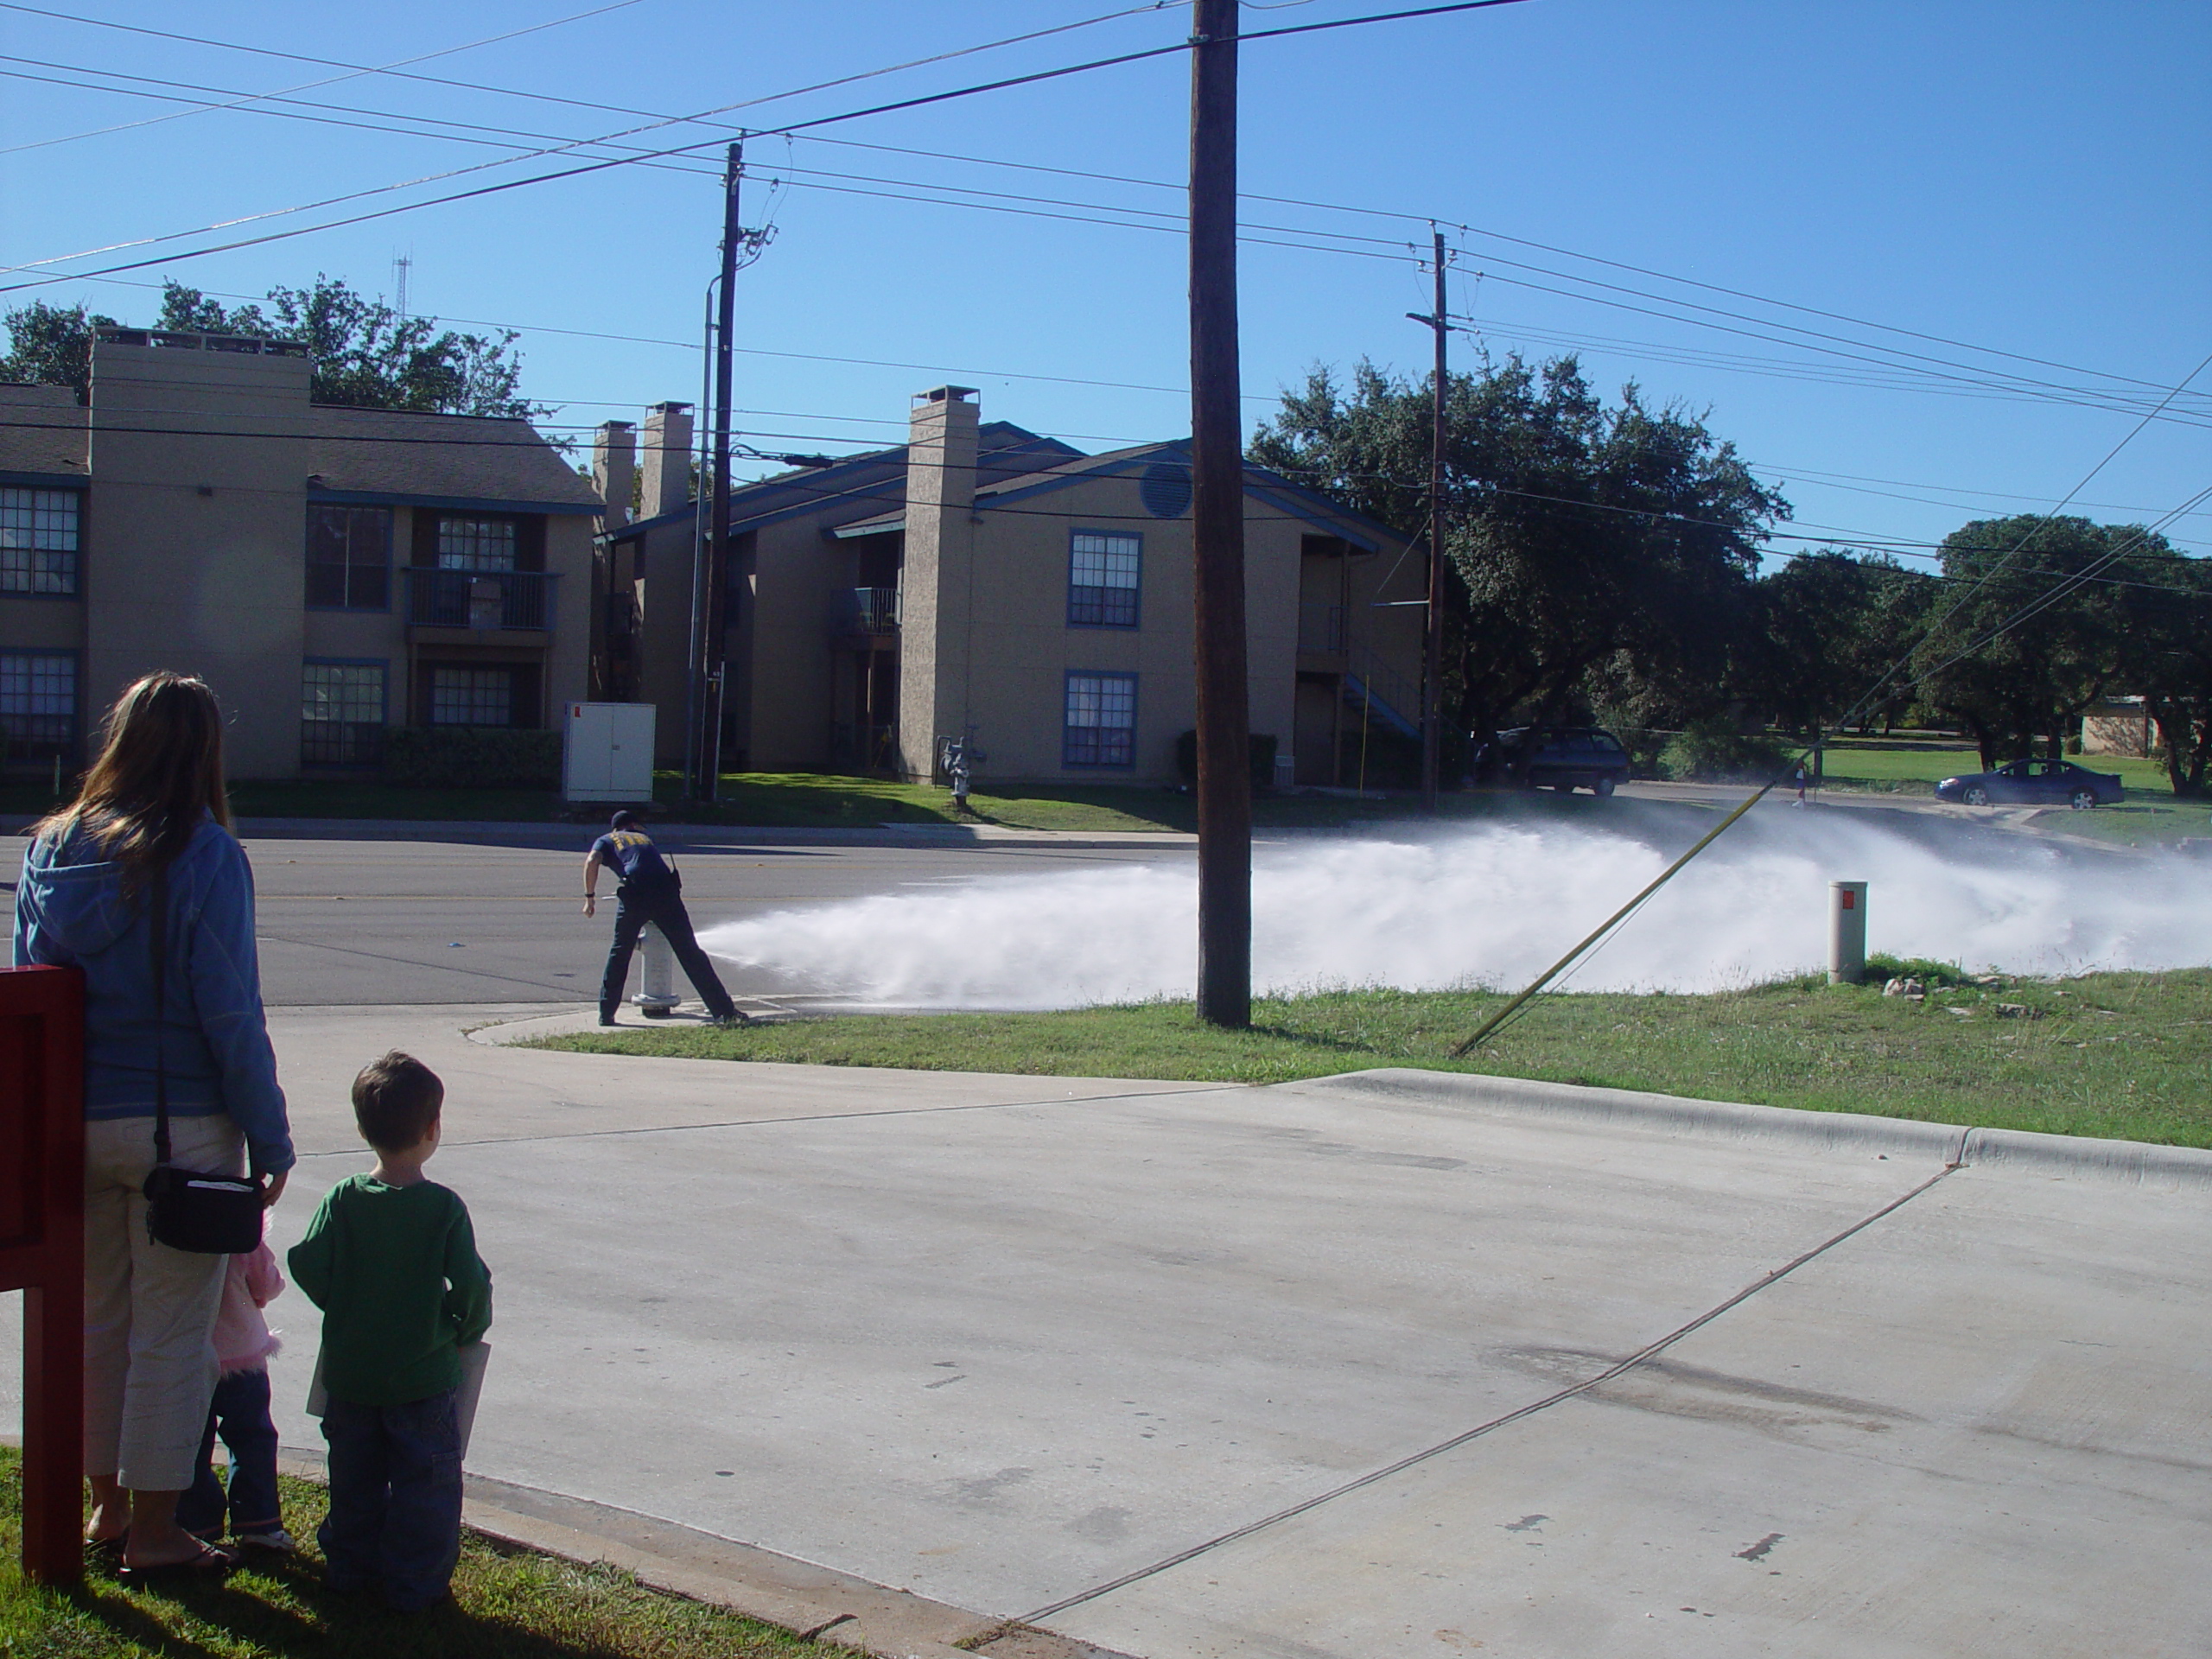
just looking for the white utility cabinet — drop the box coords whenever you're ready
[563,702,656,803]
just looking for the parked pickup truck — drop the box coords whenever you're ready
[1478,727,1632,797]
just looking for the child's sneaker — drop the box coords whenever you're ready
[234,1528,296,1556]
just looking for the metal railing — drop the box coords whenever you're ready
[832,586,900,636]
[1344,642,1421,739]
[403,568,557,632]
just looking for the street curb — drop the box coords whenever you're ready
[2,814,1195,849]
[0,1432,1128,1657]
[263,1446,1135,1659]
[1294,1068,2212,1190]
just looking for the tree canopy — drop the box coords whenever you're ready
[1,276,540,419]
[2112,542,2212,797]
[1747,549,1934,737]
[1250,355,1789,738]
[1908,515,2154,770]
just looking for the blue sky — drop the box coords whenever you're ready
[2,0,2205,567]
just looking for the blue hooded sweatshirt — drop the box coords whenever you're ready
[13,815,294,1177]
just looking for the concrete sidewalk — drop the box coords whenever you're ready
[7,1007,2206,1658]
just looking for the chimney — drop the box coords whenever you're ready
[906,384,979,515]
[896,387,982,780]
[639,401,693,519]
[592,420,635,526]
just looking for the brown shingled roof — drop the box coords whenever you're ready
[303,404,601,509]
[0,383,89,480]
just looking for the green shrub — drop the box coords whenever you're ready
[1174,729,1280,790]
[1605,727,1672,779]
[1864,952,1971,989]
[384,726,562,789]
[1657,721,1796,784]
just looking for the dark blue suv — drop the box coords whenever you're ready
[1478,727,1632,797]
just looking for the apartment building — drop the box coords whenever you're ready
[0,328,604,779]
[594,387,1425,788]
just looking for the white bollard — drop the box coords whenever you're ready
[1828,880,1868,984]
[633,923,681,1015]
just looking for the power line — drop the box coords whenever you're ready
[0,1,1174,158]
[0,0,645,156]
[0,3,1204,280]
[13,39,2201,433]
[1,2,1533,286]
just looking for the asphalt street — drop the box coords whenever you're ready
[2,791,2098,1010]
[235,833,1198,1007]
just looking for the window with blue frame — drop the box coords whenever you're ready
[431,664,518,727]
[0,649,79,762]
[306,504,391,609]
[0,486,81,595]
[300,660,386,766]
[1064,671,1136,767]
[437,516,517,571]
[1067,530,1140,627]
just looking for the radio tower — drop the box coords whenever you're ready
[392,252,413,321]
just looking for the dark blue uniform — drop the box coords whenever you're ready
[592,829,738,1023]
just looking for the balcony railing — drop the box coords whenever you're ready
[832,586,900,638]
[1299,604,1347,653]
[403,568,557,632]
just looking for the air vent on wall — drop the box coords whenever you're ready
[1140,460,1192,519]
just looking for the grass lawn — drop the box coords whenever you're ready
[1,770,1410,834]
[1811,741,2212,842]
[0,1449,836,1659]
[1817,739,2182,795]
[537,966,2212,1150]
[0,770,1599,835]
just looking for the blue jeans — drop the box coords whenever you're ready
[317,1389,463,1611]
[175,1369,282,1538]
[599,884,738,1020]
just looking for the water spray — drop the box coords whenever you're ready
[1449,779,1777,1052]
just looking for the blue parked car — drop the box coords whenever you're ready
[1936,758,2123,809]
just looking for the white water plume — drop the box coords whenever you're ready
[696,817,2212,1008]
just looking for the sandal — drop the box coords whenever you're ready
[117,1540,238,1584]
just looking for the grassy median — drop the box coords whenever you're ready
[0,1449,835,1659]
[536,965,2212,1150]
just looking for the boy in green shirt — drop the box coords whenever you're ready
[289,1052,491,1611]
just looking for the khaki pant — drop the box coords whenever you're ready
[83,1115,245,1491]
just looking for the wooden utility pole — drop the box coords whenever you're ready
[1420,230,1447,811]
[698,141,743,802]
[1189,0,1250,1028]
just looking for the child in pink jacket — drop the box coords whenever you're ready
[175,1240,292,1552]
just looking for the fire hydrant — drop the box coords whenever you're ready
[947,738,972,811]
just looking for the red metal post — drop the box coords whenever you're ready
[0,964,86,1586]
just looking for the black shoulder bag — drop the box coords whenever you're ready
[141,864,265,1253]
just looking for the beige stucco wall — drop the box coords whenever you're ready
[541,513,594,726]
[745,514,849,772]
[632,517,696,766]
[918,474,1308,785]
[608,417,1420,789]
[0,594,85,652]
[86,340,310,779]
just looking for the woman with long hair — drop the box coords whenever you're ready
[13,672,294,1578]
